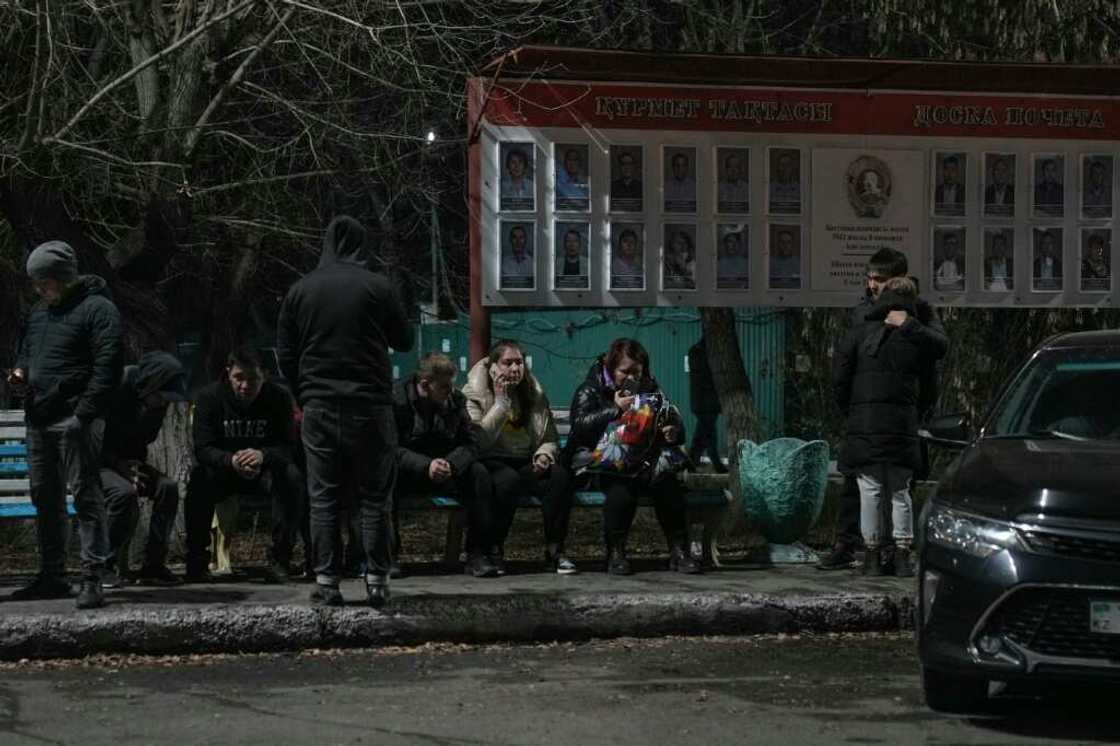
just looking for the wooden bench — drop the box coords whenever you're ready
[0,409,77,519]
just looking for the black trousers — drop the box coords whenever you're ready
[689,412,722,465]
[481,457,572,551]
[302,403,397,585]
[184,460,303,571]
[102,464,179,570]
[396,461,491,556]
[600,474,688,549]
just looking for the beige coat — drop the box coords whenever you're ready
[462,358,560,463]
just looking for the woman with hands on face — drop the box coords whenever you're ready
[563,338,701,576]
[461,340,575,576]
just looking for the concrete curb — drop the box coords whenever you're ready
[0,590,916,660]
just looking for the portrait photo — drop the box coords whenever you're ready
[715,147,750,214]
[553,144,590,212]
[498,220,536,291]
[499,142,535,212]
[553,221,591,291]
[932,227,966,292]
[661,223,697,291]
[1032,154,1065,218]
[982,153,1016,218]
[609,145,643,213]
[933,152,966,217]
[767,223,802,290]
[1080,228,1112,293]
[1032,227,1064,292]
[715,224,750,290]
[1081,154,1113,220]
[767,147,802,216]
[982,228,1014,293]
[609,222,645,291]
[663,146,698,213]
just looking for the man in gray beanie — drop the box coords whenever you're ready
[6,240,122,609]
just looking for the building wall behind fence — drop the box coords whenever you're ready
[389,307,787,448]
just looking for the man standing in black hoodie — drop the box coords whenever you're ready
[184,347,301,583]
[6,240,122,609]
[100,351,188,587]
[277,215,414,608]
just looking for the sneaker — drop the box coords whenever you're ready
[816,542,857,571]
[75,579,104,610]
[893,545,915,578]
[366,583,391,609]
[607,548,632,576]
[862,547,885,577]
[183,566,215,584]
[465,553,499,578]
[309,584,344,607]
[552,556,579,575]
[135,564,181,586]
[9,574,72,601]
[100,568,123,589]
[262,562,291,585]
[668,546,703,574]
[489,547,507,576]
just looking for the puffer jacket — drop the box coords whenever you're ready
[563,357,684,463]
[461,358,559,463]
[16,275,122,426]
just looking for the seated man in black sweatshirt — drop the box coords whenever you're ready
[100,351,189,587]
[184,347,302,583]
[392,353,493,577]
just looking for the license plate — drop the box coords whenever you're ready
[1090,600,1120,635]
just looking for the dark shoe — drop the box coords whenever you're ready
[389,560,405,580]
[879,543,897,576]
[75,579,104,610]
[607,547,632,576]
[263,562,291,584]
[894,545,915,578]
[100,568,123,589]
[366,583,391,609]
[10,574,72,601]
[545,553,579,575]
[135,564,181,586]
[309,584,344,607]
[489,547,507,577]
[862,547,885,576]
[816,542,857,571]
[465,553,499,578]
[668,546,703,574]
[183,566,215,584]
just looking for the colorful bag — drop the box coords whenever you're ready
[572,392,689,479]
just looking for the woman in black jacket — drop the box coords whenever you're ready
[565,338,701,575]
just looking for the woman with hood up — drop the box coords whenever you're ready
[461,340,575,576]
[564,338,701,576]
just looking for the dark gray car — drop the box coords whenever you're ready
[917,330,1120,713]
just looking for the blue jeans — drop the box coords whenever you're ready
[27,416,108,580]
[301,403,397,586]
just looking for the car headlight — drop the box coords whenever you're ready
[926,504,1021,558]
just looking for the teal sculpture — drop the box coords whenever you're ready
[738,438,830,563]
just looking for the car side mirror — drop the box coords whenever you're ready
[919,413,971,448]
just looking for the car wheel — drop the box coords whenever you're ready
[921,665,990,714]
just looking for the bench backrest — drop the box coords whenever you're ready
[0,409,76,518]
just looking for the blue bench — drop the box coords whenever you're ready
[0,410,77,518]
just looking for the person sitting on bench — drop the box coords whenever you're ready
[392,353,491,577]
[100,351,189,587]
[184,347,301,584]
[462,339,575,576]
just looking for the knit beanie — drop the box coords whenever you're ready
[26,241,78,283]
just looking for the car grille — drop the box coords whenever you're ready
[1021,530,1120,564]
[981,588,1120,660]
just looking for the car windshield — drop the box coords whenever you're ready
[986,347,1120,441]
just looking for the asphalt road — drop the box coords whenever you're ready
[2,633,1117,745]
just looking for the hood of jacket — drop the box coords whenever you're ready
[132,351,187,400]
[46,274,111,311]
[318,215,370,269]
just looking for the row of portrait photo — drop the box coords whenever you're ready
[497,220,805,293]
[933,151,1115,221]
[931,226,1113,294]
[498,141,802,216]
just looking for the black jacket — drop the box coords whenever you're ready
[564,358,684,462]
[687,340,721,416]
[17,275,122,426]
[392,376,480,479]
[101,352,184,467]
[192,380,295,471]
[833,291,948,471]
[276,215,414,407]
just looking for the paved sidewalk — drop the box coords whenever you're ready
[0,560,915,660]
